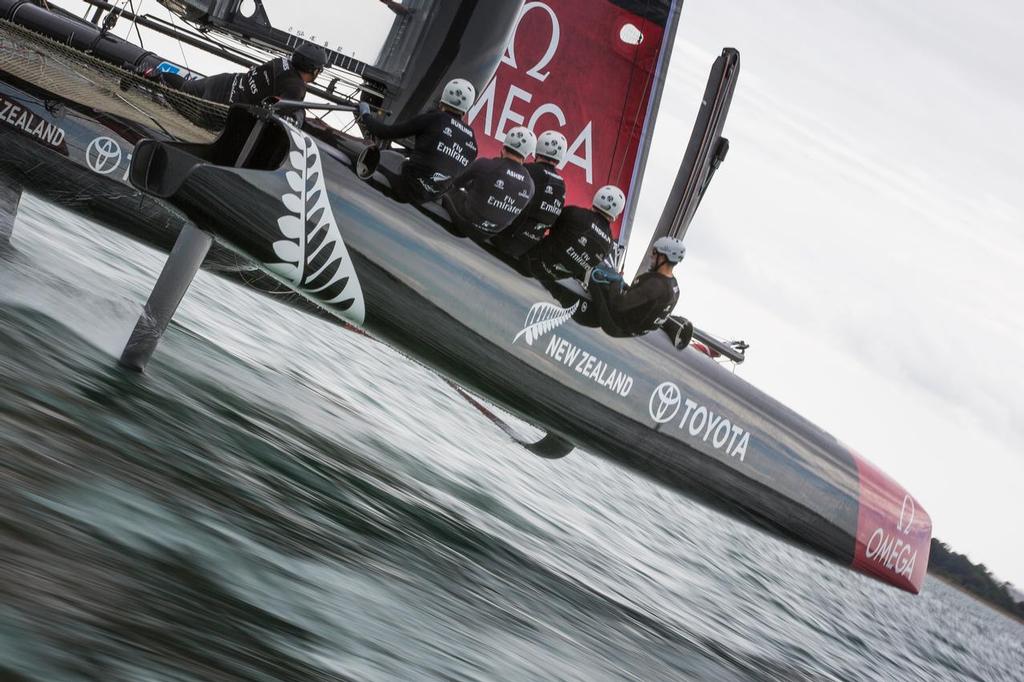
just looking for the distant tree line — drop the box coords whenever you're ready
[929,538,1024,620]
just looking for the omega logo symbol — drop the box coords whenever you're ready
[86,136,123,175]
[502,1,560,82]
[897,494,916,535]
[649,381,682,424]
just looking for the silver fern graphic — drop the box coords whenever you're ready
[267,127,366,325]
[512,301,579,346]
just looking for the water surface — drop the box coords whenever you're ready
[1,198,1021,681]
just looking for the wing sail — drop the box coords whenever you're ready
[466,0,682,241]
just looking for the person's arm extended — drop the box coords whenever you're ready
[362,112,431,140]
[606,276,661,317]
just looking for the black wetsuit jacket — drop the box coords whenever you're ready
[596,271,680,337]
[182,57,307,106]
[445,157,534,238]
[492,161,565,257]
[534,206,614,280]
[362,110,478,203]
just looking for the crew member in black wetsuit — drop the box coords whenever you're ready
[357,78,479,204]
[443,126,536,240]
[491,130,567,258]
[152,44,325,107]
[529,185,624,280]
[584,236,684,337]
[145,45,325,125]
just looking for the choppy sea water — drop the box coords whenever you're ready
[1,197,1021,682]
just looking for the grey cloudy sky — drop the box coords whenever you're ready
[630,0,1024,586]
[56,0,1023,587]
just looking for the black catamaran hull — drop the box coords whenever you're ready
[0,67,931,593]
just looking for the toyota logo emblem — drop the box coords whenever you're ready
[649,381,682,424]
[86,136,123,175]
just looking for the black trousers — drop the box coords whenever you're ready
[375,163,417,204]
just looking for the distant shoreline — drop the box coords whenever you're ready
[931,574,1024,626]
[928,538,1024,626]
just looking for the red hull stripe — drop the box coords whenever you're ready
[851,454,931,593]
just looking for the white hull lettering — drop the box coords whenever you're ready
[865,527,917,579]
[544,334,632,397]
[0,97,66,149]
[677,397,749,461]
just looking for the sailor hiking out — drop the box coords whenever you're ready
[148,44,326,122]
[358,78,479,204]
[527,185,623,281]
[443,127,536,241]
[580,236,684,337]
[491,130,567,258]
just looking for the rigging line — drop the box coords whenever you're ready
[611,0,657,187]
[110,0,130,26]
[604,0,651,186]
[605,49,640,186]
[110,88,174,138]
[99,0,132,43]
[164,7,191,73]
[612,55,656,187]
[126,0,145,50]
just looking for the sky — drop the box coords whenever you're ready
[636,0,1024,587]
[53,0,1023,588]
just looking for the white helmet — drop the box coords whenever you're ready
[503,126,537,159]
[536,130,567,163]
[592,185,625,220]
[440,78,475,114]
[652,236,686,263]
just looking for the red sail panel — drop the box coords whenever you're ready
[466,1,676,240]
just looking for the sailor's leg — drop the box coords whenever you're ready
[374,160,412,203]
[373,151,427,203]
[0,176,23,245]
[119,222,213,371]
